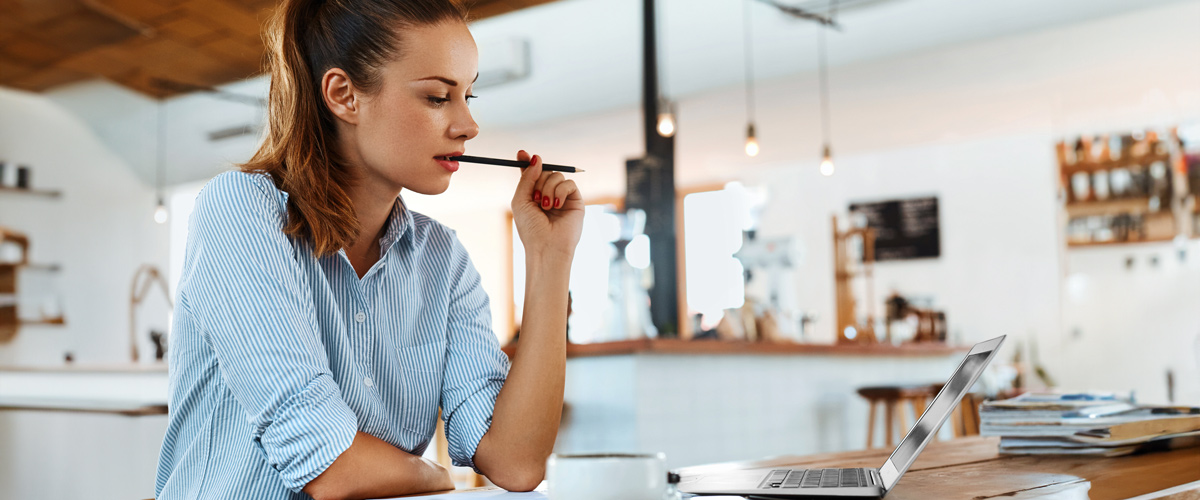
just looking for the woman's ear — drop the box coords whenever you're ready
[321,67,359,125]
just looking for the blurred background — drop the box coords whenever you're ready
[1,0,1199,498]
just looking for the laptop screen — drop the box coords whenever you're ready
[878,336,1004,492]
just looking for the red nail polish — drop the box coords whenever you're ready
[555,198,561,208]
[534,191,540,203]
[543,198,550,208]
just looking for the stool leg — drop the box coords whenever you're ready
[964,395,980,436]
[885,401,895,448]
[897,400,910,439]
[951,402,965,438]
[866,401,877,449]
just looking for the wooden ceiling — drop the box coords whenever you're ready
[0,0,559,97]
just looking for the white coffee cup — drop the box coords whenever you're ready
[546,452,670,500]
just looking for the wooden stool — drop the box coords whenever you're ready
[857,384,940,449]
[948,390,983,438]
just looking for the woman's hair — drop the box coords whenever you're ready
[240,0,469,256]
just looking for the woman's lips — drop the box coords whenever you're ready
[435,156,459,172]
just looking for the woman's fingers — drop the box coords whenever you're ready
[533,168,554,203]
[513,151,541,205]
[537,172,565,210]
[513,152,577,211]
[551,179,579,209]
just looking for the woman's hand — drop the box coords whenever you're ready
[510,150,584,260]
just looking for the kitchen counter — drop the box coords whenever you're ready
[548,338,976,469]
[0,362,167,373]
[0,364,168,416]
[0,396,166,416]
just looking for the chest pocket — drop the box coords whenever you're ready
[397,341,447,435]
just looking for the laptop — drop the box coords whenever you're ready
[677,335,1005,498]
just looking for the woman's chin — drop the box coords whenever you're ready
[406,179,452,196]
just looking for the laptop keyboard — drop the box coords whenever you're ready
[759,468,868,489]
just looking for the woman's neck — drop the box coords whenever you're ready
[344,182,398,279]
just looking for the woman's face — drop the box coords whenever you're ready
[351,20,480,196]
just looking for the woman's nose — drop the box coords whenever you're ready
[450,107,479,141]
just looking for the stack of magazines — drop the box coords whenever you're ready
[980,392,1200,456]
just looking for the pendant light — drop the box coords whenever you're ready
[817,3,835,176]
[743,0,759,157]
[654,0,676,138]
[656,97,676,137]
[154,101,169,224]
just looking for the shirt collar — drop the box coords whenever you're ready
[379,194,415,254]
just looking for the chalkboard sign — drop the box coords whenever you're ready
[848,197,940,261]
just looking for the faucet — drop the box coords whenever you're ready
[130,265,173,362]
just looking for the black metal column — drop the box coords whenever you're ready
[625,0,679,337]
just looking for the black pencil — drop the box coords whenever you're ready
[448,155,584,173]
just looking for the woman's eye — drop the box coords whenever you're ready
[427,95,478,107]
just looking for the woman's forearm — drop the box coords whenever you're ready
[474,250,571,490]
[304,431,453,500]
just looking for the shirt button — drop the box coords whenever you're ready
[355,311,366,323]
[364,377,374,388]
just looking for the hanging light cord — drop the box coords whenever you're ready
[743,0,756,125]
[657,0,668,103]
[817,28,830,145]
[817,0,838,146]
[156,101,165,199]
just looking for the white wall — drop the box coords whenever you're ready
[0,88,171,366]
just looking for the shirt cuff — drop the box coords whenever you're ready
[258,375,359,492]
[445,378,505,474]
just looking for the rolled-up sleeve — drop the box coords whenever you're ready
[439,229,511,472]
[179,172,358,491]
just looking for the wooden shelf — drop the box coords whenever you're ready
[1060,153,1172,175]
[19,317,66,326]
[1067,236,1177,248]
[1065,198,1168,217]
[6,263,61,272]
[0,186,61,198]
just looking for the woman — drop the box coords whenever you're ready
[154,0,582,498]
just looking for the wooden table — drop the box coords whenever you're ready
[419,437,1200,499]
[502,338,968,359]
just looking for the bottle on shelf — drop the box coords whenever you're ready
[1071,172,1091,203]
[1092,170,1111,200]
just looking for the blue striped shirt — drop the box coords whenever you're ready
[155,171,510,499]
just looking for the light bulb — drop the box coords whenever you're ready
[820,144,835,177]
[154,198,169,224]
[744,123,759,157]
[656,112,676,137]
[820,157,835,176]
[745,137,760,157]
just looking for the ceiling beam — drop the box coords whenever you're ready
[0,0,565,97]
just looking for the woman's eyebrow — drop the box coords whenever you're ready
[414,73,480,86]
